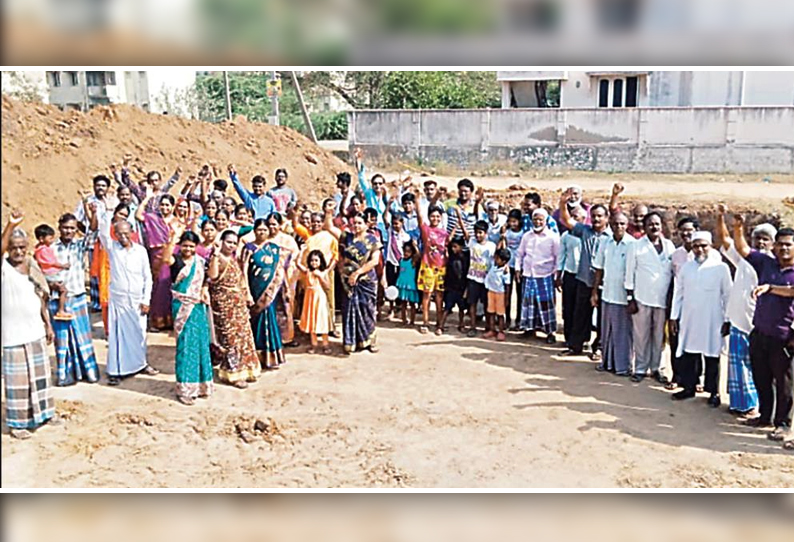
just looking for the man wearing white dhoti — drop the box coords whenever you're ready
[670,231,732,406]
[97,213,157,385]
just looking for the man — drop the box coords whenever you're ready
[355,149,389,241]
[591,213,636,376]
[608,183,647,239]
[522,192,558,234]
[668,216,702,389]
[49,212,100,386]
[96,215,158,386]
[444,178,479,240]
[308,208,340,336]
[625,211,676,384]
[418,179,448,229]
[556,206,587,348]
[483,200,507,245]
[553,184,591,234]
[267,168,298,213]
[735,216,794,442]
[670,231,732,406]
[228,164,276,220]
[716,205,776,415]
[557,190,612,358]
[1,210,59,440]
[752,282,794,450]
[74,175,119,311]
[516,208,560,344]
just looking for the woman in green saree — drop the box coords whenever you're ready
[168,231,214,405]
[244,218,287,369]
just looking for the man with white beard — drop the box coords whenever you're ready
[670,231,732,406]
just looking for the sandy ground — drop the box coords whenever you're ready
[2,310,793,489]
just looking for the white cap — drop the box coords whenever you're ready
[691,231,712,243]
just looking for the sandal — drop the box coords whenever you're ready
[434,327,444,336]
[784,440,794,451]
[322,346,332,355]
[141,365,160,376]
[367,345,379,353]
[768,427,792,442]
[307,347,316,354]
[496,332,506,342]
[665,381,678,390]
[177,396,195,406]
[233,380,249,389]
[419,326,429,335]
[108,377,121,386]
[466,329,477,338]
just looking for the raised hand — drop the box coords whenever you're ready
[9,208,24,225]
[174,166,183,176]
[612,183,624,196]
[733,213,746,227]
[109,163,117,174]
[354,148,363,161]
[717,203,728,214]
[475,187,485,203]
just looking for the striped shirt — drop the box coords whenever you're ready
[51,236,90,298]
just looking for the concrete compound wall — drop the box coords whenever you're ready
[348,107,794,173]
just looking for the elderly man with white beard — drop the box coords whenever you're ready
[670,231,733,406]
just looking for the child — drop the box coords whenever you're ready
[396,241,421,326]
[502,209,524,330]
[385,214,411,317]
[414,186,449,335]
[484,248,512,341]
[462,219,496,337]
[398,192,421,245]
[33,224,72,320]
[440,236,470,333]
[296,249,332,355]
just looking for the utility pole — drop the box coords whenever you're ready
[269,71,280,126]
[222,71,232,121]
[290,71,317,143]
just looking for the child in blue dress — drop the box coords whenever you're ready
[396,241,421,326]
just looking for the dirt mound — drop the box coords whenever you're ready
[1,95,350,227]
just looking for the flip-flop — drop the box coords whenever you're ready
[434,328,444,336]
[783,440,794,451]
[419,326,429,335]
[466,329,477,338]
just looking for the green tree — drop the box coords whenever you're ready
[379,71,500,109]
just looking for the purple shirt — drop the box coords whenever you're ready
[747,250,794,341]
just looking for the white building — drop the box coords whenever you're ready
[44,69,197,116]
[498,71,794,109]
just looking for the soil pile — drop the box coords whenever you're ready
[1,95,350,226]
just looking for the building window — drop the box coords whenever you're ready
[86,71,116,86]
[598,76,639,108]
[48,71,61,87]
[66,72,79,86]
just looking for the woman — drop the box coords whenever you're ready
[266,212,300,347]
[197,219,218,259]
[174,197,194,233]
[245,218,287,369]
[214,210,231,236]
[167,231,213,405]
[208,230,261,387]
[88,202,139,334]
[197,199,218,228]
[325,211,381,354]
[136,192,182,331]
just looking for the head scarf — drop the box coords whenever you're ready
[752,223,777,240]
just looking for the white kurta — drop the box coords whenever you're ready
[98,214,153,376]
[671,255,732,358]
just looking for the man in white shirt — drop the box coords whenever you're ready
[716,204,775,414]
[2,211,58,439]
[592,213,636,376]
[97,213,157,386]
[670,231,732,405]
[625,211,676,384]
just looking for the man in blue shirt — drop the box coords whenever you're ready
[228,164,276,220]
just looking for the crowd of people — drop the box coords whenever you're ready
[2,151,793,453]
